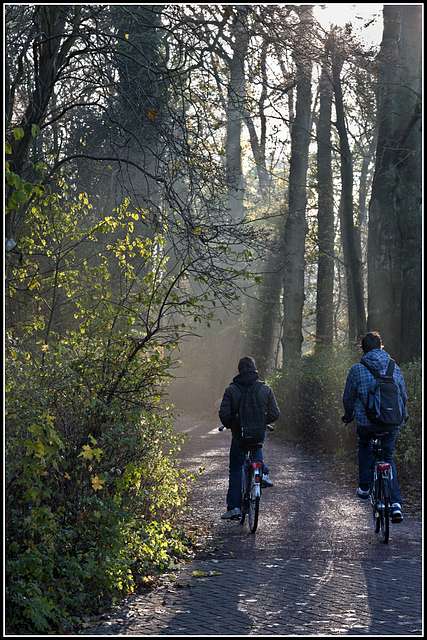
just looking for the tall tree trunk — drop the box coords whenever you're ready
[358,134,376,228]
[315,55,335,350]
[111,5,166,215]
[243,40,283,377]
[281,6,313,368]
[247,246,283,378]
[226,6,250,220]
[243,41,269,198]
[6,6,77,241]
[368,5,421,362]
[397,6,422,362]
[332,41,366,344]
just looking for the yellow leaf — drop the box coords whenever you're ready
[41,344,49,352]
[79,444,94,460]
[64,472,71,480]
[91,475,104,491]
[34,441,45,458]
[124,32,129,40]
[147,109,158,122]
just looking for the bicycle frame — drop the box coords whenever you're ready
[218,425,270,533]
[371,437,393,543]
[240,446,263,533]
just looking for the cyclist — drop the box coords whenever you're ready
[218,356,280,520]
[342,331,408,523]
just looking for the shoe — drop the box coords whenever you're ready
[220,507,241,520]
[262,473,274,488]
[391,503,403,523]
[356,487,370,499]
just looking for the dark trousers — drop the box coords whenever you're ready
[357,424,402,504]
[226,437,267,510]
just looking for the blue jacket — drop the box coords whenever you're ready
[342,349,408,427]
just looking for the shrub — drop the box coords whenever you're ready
[270,347,357,454]
[6,337,193,634]
[395,359,422,482]
[5,188,200,634]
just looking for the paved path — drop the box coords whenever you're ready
[86,416,423,636]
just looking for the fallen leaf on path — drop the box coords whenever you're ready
[192,569,223,578]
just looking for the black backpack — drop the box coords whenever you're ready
[362,358,403,426]
[235,381,266,444]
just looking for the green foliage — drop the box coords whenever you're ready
[271,347,356,454]
[6,161,44,213]
[6,331,192,633]
[395,359,422,481]
[5,185,201,634]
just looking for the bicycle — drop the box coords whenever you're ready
[219,424,273,534]
[370,433,394,544]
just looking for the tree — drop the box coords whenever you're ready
[225,6,250,220]
[315,43,335,350]
[331,29,366,344]
[281,6,313,368]
[368,5,421,361]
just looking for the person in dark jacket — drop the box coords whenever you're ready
[219,356,280,520]
[342,331,408,523]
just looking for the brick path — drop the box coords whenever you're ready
[85,417,422,636]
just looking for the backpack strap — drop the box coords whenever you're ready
[385,358,395,377]
[361,361,379,378]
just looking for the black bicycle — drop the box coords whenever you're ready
[219,425,273,534]
[370,433,393,544]
[239,441,264,533]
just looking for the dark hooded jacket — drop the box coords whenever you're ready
[219,368,280,439]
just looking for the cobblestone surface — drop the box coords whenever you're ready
[85,417,423,636]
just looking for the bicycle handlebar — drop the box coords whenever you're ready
[218,424,275,432]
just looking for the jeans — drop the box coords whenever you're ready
[226,437,268,510]
[357,424,402,504]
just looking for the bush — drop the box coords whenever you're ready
[395,359,422,482]
[5,189,200,634]
[5,338,193,634]
[270,347,357,455]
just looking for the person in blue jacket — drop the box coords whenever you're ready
[342,331,408,523]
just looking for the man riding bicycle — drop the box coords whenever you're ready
[342,331,408,523]
[218,356,280,520]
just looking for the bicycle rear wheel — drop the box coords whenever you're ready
[248,495,260,533]
[248,470,261,533]
[240,465,248,526]
[376,476,390,544]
